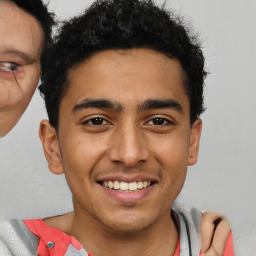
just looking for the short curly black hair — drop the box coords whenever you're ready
[6,0,55,62]
[40,0,206,128]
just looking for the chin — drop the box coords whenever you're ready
[100,214,155,234]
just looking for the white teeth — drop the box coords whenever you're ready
[137,181,143,189]
[114,181,120,190]
[128,182,137,191]
[120,182,129,190]
[109,181,114,189]
[102,180,152,191]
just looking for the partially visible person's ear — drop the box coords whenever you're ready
[188,118,202,166]
[39,119,64,174]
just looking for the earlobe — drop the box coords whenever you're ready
[188,118,202,166]
[39,120,64,175]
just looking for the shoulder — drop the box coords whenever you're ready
[0,219,38,256]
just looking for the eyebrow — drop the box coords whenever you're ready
[0,49,37,64]
[72,98,183,114]
[137,99,184,113]
[72,99,122,113]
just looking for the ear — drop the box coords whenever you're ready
[39,119,64,175]
[188,118,202,166]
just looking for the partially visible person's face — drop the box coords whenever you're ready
[41,48,202,234]
[0,1,43,136]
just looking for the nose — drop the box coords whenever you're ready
[108,124,149,168]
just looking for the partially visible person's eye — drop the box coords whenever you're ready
[0,61,20,73]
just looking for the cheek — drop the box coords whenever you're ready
[151,133,190,167]
[60,135,108,208]
[25,65,41,94]
[149,131,190,193]
[61,141,93,198]
[60,133,107,181]
[13,69,40,113]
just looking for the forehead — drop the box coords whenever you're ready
[64,49,189,110]
[0,1,44,59]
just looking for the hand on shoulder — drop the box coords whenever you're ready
[201,211,234,256]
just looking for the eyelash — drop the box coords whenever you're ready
[0,61,20,73]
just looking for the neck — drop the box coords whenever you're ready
[70,210,178,256]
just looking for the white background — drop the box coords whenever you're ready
[0,0,255,253]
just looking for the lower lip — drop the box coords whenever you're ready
[100,184,156,203]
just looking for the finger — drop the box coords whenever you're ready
[204,217,231,256]
[200,212,230,254]
[200,212,220,253]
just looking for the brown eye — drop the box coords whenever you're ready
[149,117,173,126]
[152,118,165,125]
[84,117,109,126]
[90,118,104,125]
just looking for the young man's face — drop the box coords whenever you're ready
[41,48,201,234]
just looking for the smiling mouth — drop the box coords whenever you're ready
[101,180,153,192]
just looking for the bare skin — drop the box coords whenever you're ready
[44,211,74,235]
[201,212,231,255]
[0,1,43,137]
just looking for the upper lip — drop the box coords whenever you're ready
[96,174,159,183]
